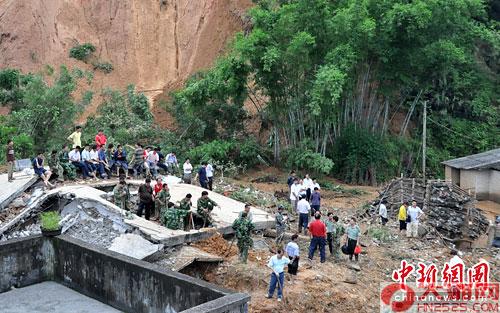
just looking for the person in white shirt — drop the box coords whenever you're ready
[289,179,301,211]
[68,146,89,179]
[81,144,97,179]
[266,249,290,302]
[379,199,388,226]
[298,179,307,198]
[406,200,424,238]
[147,148,159,178]
[312,179,320,191]
[206,163,214,190]
[303,174,313,201]
[90,144,107,179]
[296,196,311,235]
[183,159,193,184]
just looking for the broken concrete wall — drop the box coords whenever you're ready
[0,235,250,313]
[53,235,226,312]
[0,236,54,292]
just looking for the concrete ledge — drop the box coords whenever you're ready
[0,235,249,313]
[181,293,251,313]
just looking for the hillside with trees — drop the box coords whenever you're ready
[0,0,498,186]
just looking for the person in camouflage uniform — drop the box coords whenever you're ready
[48,150,64,182]
[113,179,131,211]
[232,212,254,263]
[331,215,345,262]
[161,192,191,230]
[57,144,76,180]
[176,194,193,230]
[197,191,217,227]
[275,205,288,245]
[155,183,170,220]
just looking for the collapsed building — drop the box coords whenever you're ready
[0,176,275,313]
[371,178,490,244]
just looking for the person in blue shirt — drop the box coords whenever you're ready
[113,145,129,178]
[197,162,208,189]
[285,234,300,283]
[156,147,169,174]
[266,249,290,302]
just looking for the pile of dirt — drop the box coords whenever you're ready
[0,0,254,123]
[192,233,238,259]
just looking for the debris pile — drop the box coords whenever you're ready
[426,182,489,240]
[193,232,238,258]
[373,178,489,241]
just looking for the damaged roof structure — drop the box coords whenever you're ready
[371,178,490,246]
[0,173,266,312]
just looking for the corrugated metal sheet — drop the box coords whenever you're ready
[442,148,500,170]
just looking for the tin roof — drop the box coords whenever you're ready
[442,148,500,170]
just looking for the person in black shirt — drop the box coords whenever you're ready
[137,178,154,220]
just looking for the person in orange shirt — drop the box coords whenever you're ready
[95,130,107,149]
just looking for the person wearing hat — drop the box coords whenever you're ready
[275,205,288,244]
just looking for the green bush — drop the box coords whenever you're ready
[284,147,334,175]
[187,140,236,164]
[69,43,96,62]
[92,61,114,74]
[40,211,61,231]
[367,226,391,243]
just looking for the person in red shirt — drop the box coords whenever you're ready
[308,212,326,263]
[153,177,163,195]
[95,130,107,149]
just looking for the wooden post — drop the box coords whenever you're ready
[422,100,427,185]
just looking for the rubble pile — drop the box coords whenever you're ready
[426,182,489,240]
[373,178,489,241]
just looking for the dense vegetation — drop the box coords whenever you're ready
[0,0,498,185]
[172,0,499,184]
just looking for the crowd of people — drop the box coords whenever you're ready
[5,127,217,190]
[5,130,426,304]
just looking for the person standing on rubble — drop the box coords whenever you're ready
[344,217,361,262]
[232,212,255,263]
[239,203,254,222]
[331,215,344,262]
[289,178,301,212]
[275,205,288,245]
[94,130,107,149]
[297,195,311,235]
[266,248,290,302]
[6,139,15,182]
[379,199,388,226]
[155,183,170,221]
[286,170,296,192]
[137,178,154,220]
[398,201,408,233]
[308,212,327,263]
[406,200,424,238]
[206,162,214,190]
[113,178,131,211]
[196,162,209,189]
[285,234,299,283]
[67,126,82,149]
[182,159,193,184]
[310,187,321,216]
[197,190,218,227]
